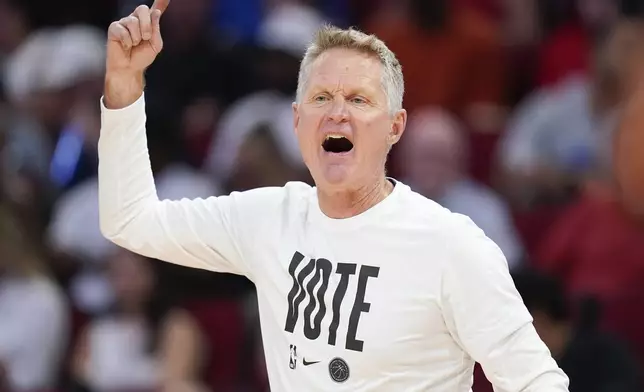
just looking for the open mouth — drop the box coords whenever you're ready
[322,135,354,154]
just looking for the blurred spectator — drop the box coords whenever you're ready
[496,19,642,207]
[253,1,324,97]
[526,30,644,317]
[196,1,324,174]
[205,92,308,191]
[47,128,220,314]
[532,17,644,302]
[3,24,104,139]
[71,250,207,392]
[0,0,30,65]
[2,23,105,216]
[366,0,506,134]
[258,0,326,59]
[0,205,70,391]
[496,75,603,206]
[180,96,222,168]
[225,122,310,192]
[204,4,322,190]
[364,0,507,182]
[499,0,540,48]
[0,100,51,231]
[536,0,619,87]
[143,0,253,135]
[497,0,545,106]
[512,269,641,392]
[397,107,524,268]
[533,179,644,307]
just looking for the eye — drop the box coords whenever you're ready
[313,95,329,103]
[350,96,367,104]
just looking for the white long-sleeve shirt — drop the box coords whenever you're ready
[97,93,569,392]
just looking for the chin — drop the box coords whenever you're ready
[314,167,355,190]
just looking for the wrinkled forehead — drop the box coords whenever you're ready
[305,49,386,97]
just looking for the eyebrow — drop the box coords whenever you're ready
[308,85,377,98]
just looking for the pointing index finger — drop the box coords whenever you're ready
[151,0,170,15]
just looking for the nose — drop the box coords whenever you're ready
[327,97,349,123]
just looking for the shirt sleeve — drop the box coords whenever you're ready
[440,215,570,391]
[98,93,254,278]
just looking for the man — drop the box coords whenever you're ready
[397,107,524,268]
[98,1,569,390]
[497,18,640,208]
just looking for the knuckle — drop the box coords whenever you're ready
[123,15,139,27]
[135,4,149,13]
[136,6,151,21]
[109,23,126,39]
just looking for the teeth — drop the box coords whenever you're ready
[325,134,346,140]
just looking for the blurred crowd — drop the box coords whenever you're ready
[1,0,644,391]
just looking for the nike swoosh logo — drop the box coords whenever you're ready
[302,359,320,366]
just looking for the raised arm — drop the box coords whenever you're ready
[441,215,570,391]
[98,0,251,277]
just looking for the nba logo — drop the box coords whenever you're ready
[289,344,297,369]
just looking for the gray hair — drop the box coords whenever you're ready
[296,25,404,114]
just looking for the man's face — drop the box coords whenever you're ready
[293,48,406,192]
[399,110,464,198]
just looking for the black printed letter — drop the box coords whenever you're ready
[284,252,315,333]
[303,258,332,340]
[328,263,357,346]
[346,265,379,352]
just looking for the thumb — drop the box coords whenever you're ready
[150,9,163,53]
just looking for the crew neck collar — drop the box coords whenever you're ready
[309,178,405,230]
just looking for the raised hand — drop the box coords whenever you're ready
[104,0,170,108]
[107,0,169,73]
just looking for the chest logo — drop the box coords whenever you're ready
[329,357,350,383]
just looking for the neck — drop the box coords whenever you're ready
[318,176,393,219]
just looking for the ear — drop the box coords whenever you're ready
[292,102,300,136]
[389,109,407,146]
